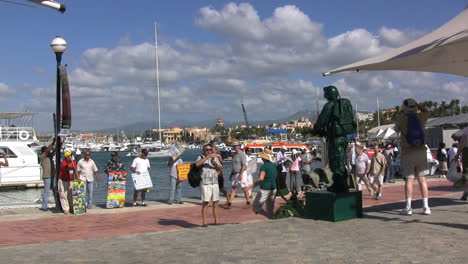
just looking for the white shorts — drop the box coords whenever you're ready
[369,174,384,186]
[200,184,219,202]
[232,173,253,188]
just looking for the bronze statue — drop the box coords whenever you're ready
[313,86,356,193]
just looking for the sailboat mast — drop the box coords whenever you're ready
[376,96,380,127]
[154,21,162,143]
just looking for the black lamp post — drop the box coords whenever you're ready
[50,36,67,210]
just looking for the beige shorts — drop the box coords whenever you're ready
[401,149,428,179]
[369,174,384,185]
[200,184,219,202]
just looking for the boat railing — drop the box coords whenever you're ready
[0,127,36,142]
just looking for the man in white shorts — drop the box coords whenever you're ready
[395,98,431,215]
[369,145,387,200]
[195,144,223,227]
[224,142,251,209]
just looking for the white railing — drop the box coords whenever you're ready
[0,127,35,142]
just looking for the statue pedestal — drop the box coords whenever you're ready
[303,191,362,222]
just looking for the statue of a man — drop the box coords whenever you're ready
[313,86,356,193]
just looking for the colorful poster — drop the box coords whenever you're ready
[176,163,191,181]
[72,180,86,214]
[106,171,127,208]
[131,171,153,190]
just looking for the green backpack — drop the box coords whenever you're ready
[332,98,357,137]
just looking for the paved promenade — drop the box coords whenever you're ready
[0,179,466,263]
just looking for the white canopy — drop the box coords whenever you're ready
[324,9,468,77]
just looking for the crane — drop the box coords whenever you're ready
[241,104,250,128]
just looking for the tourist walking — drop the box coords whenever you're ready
[195,143,223,226]
[167,154,183,204]
[39,140,55,211]
[300,148,313,173]
[276,145,290,194]
[395,98,431,215]
[453,127,468,200]
[224,141,250,209]
[382,144,395,183]
[251,151,278,219]
[289,149,302,199]
[448,143,458,168]
[58,151,78,214]
[77,150,100,209]
[436,142,448,178]
[130,149,151,207]
[354,145,374,195]
[369,145,387,200]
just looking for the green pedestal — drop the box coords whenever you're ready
[303,191,362,222]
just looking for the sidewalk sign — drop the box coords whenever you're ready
[131,171,153,190]
[176,163,191,181]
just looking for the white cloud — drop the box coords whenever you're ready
[15,2,466,130]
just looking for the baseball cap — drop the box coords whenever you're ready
[64,151,72,158]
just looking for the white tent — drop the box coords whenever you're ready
[324,9,468,77]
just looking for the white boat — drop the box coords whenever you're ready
[0,113,42,187]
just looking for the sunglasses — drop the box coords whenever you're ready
[204,148,213,151]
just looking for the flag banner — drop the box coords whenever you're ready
[59,65,71,129]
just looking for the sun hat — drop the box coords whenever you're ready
[281,146,287,150]
[258,151,273,162]
[292,149,298,155]
[231,141,241,147]
[64,151,72,158]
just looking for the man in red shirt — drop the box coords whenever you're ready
[58,151,79,214]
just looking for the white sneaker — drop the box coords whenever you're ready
[423,207,431,215]
[400,208,412,216]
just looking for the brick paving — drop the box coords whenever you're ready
[0,179,466,263]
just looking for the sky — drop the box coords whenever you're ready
[0,0,467,131]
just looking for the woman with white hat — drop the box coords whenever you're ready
[251,151,278,219]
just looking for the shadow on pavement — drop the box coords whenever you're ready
[158,218,199,228]
[363,197,468,231]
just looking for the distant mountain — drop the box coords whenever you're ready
[96,109,319,133]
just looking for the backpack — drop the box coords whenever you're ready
[405,113,425,147]
[188,156,203,188]
[332,98,357,137]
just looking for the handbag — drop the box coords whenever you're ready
[446,160,462,183]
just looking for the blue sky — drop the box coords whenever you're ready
[0,0,467,131]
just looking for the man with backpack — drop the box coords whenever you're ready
[195,143,223,226]
[395,98,431,215]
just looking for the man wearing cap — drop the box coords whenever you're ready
[130,149,151,206]
[395,98,431,215]
[77,150,99,209]
[225,141,250,209]
[58,151,78,214]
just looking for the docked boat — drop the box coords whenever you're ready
[0,113,42,187]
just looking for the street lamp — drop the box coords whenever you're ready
[50,36,67,211]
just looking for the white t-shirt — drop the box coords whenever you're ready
[276,151,288,172]
[355,153,369,175]
[170,158,183,178]
[131,157,150,174]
